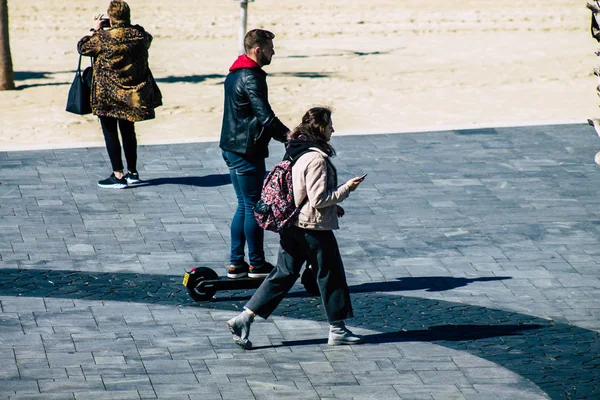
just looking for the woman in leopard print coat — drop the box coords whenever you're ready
[77,0,161,189]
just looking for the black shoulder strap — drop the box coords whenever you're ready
[284,149,315,167]
[285,149,318,209]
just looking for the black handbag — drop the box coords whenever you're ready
[66,54,93,115]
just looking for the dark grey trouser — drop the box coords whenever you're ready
[245,226,354,323]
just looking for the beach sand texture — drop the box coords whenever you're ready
[0,0,596,150]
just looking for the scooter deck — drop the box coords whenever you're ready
[199,276,265,291]
[183,266,319,301]
[182,268,265,293]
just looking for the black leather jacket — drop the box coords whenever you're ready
[219,56,289,158]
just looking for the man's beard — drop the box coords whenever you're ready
[258,52,272,66]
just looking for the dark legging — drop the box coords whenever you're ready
[99,116,137,173]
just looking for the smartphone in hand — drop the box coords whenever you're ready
[357,173,367,182]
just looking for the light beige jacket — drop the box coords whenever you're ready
[292,148,351,230]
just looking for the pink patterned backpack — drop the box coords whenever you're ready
[254,152,311,232]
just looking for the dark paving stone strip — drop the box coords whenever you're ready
[1,268,598,399]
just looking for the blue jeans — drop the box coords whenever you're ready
[222,150,267,267]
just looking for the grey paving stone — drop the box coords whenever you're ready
[72,391,142,400]
[353,370,423,386]
[38,377,105,392]
[303,371,354,385]
[151,382,224,397]
[461,367,524,384]
[0,379,41,393]
[329,384,402,399]
[470,384,550,399]
[46,352,94,368]
[101,375,153,391]
[142,359,194,374]
[5,394,76,400]
[247,385,321,400]
[3,125,600,399]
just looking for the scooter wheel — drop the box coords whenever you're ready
[301,265,320,296]
[186,267,219,301]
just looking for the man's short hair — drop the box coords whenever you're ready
[108,0,131,24]
[244,29,275,53]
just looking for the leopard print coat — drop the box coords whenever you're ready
[77,23,162,122]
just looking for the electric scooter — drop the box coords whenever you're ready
[182,265,320,301]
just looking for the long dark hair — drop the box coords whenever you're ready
[289,107,336,156]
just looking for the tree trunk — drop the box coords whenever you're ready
[0,0,15,90]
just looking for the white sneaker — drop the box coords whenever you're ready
[226,312,254,349]
[328,320,364,346]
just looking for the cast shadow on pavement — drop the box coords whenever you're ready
[0,268,508,306]
[349,276,512,293]
[11,68,340,90]
[132,174,231,188]
[256,323,545,349]
[270,72,333,79]
[15,71,57,80]
[286,50,393,59]
[155,74,225,84]
[153,71,333,85]
[0,268,598,398]
[217,276,512,301]
[14,71,74,90]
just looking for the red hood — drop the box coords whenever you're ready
[229,54,262,72]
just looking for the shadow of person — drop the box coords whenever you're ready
[133,174,231,188]
[2,267,596,398]
[252,323,545,349]
[349,276,511,293]
[209,276,513,302]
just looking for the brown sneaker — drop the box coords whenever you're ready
[226,262,249,279]
[248,262,275,278]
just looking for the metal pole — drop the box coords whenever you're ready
[238,1,248,55]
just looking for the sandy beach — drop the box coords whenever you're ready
[0,0,596,151]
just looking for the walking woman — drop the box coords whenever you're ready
[226,107,366,349]
[78,0,161,188]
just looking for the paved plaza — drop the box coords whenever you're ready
[0,123,599,399]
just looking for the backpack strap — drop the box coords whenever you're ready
[283,149,317,209]
[284,149,314,166]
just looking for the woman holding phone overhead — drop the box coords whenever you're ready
[226,106,367,349]
[77,0,162,189]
